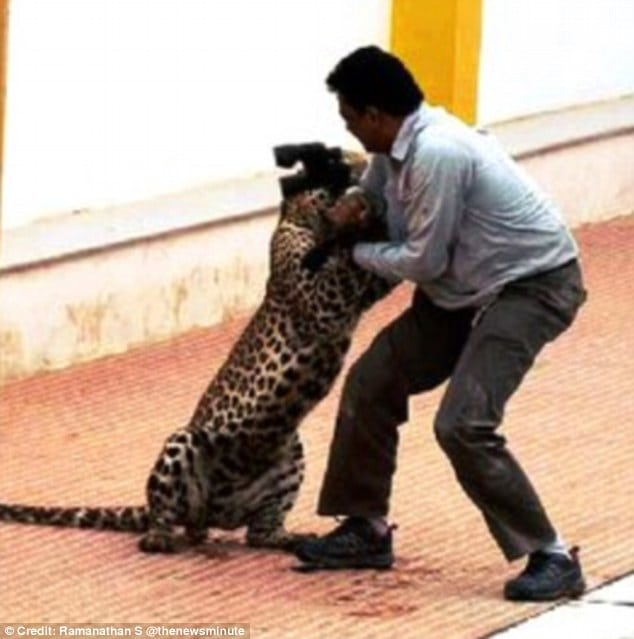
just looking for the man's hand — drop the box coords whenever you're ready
[325,192,369,229]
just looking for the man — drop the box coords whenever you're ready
[295,46,587,602]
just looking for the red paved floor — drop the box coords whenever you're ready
[1,215,633,638]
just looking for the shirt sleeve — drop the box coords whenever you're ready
[353,137,473,284]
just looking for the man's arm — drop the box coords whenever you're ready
[353,137,473,284]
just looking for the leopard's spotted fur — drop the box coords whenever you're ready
[0,185,392,553]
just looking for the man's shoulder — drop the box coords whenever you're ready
[411,122,474,170]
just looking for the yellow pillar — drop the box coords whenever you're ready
[390,0,483,123]
[0,0,8,230]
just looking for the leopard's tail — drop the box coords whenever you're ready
[0,503,149,532]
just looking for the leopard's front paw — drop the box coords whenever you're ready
[301,246,330,273]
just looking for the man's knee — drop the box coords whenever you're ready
[433,408,464,454]
[433,402,503,458]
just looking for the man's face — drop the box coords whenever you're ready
[337,95,387,153]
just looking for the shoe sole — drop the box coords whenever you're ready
[293,551,394,572]
[504,577,586,602]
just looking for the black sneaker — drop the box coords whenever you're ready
[504,547,586,601]
[294,517,394,570]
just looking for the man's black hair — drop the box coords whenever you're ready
[326,45,424,117]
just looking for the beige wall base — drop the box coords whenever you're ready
[0,212,277,380]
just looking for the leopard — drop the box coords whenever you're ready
[0,172,393,555]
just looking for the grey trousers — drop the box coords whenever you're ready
[317,260,587,561]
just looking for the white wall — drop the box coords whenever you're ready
[478,0,634,124]
[2,0,390,228]
[5,0,633,229]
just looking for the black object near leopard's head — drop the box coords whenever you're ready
[273,142,352,199]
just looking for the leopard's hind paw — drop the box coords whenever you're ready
[138,531,180,553]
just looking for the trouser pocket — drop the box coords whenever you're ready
[507,259,587,328]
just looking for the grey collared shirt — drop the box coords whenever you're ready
[353,104,579,309]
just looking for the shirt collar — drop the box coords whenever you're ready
[390,103,435,162]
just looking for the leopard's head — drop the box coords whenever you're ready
[271,148,371,269]
[266,185,393,336]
